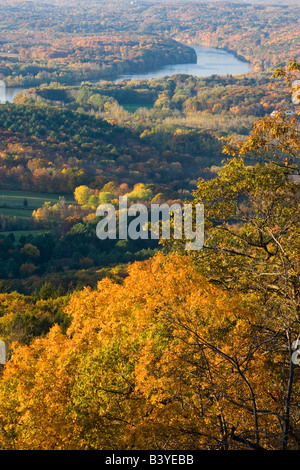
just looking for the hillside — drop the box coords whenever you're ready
[0,1,299,453]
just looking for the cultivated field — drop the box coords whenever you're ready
[0,190,75,237]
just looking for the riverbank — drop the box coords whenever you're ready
[1,46,252,104]
[1,38,197,89]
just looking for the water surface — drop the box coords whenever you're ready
[115,46,252,82]
[0,46,252,103]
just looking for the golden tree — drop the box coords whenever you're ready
[0,254,294,450]
[168,62,300,450]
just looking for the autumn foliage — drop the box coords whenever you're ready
[0,0,299,453]
[0,252,295,450]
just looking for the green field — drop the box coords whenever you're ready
[0,190,75,237]
[122,103,153,113]
[0,230,51,241]
[0,190,75,218]
[0,190,74,208]
[0,207,33,219]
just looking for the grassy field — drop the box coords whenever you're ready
[0,190,74,208]
[122,104,153,113]
[0,207,33,219]
[0,190,75,238]
[0,229,51,241]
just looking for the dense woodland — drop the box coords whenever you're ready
[0,0,299,451]
[0,0,299,87]
[0,69,294,293]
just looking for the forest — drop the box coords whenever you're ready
[0,0,299,452]
[0,69,294,294]
[0,1,299,86]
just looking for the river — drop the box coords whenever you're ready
[115,45,251,82]
[0,46,251,104]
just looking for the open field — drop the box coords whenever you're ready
[0,207,33,219]
[0,190,75,218]
[0,229,51,241]
[0,190,75,237]
[0,190,75,208]
[122,104,153,113]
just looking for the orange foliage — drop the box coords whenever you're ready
[0,253,283,450]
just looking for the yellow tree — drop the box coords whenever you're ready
[167,61,300,450]
[0,253,294,450]
[74,185,93,205]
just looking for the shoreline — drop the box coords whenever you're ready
[2,45,252,102]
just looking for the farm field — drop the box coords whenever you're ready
[0,190,75,236]
[0,229,50,241]
[0,190,75,209]
[0,207,32,219]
